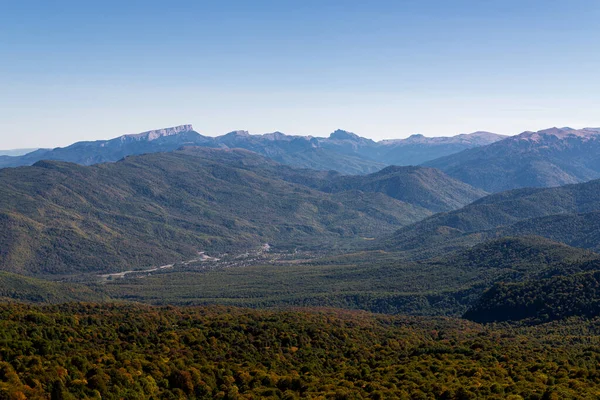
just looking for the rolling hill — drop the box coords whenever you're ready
[425,127,600,192]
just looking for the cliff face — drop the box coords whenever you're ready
[122,125,195,141]
[0,125,205,168]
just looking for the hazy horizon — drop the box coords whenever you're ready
[2,0,599,149]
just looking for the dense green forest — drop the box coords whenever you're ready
[2,303,600,399]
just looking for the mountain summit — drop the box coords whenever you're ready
[328,129,364,141]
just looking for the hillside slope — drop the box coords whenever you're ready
[384,178,600,255]
[323,165,487,213]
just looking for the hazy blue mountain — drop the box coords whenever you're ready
[318,129,506,166]
[0,148,40,156]
[0,125,505,174]
[425,127,600,192]
[0,125,215,168]
[213,130,386,174]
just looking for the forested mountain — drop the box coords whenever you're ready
[418,236,600,320]
[436,236,600,278]
[385,178,600,255]
[3,128,600,327]
[0,147,483,275]
[3,124,600,345]
[425,127,600,192]
[6,2,600,398]
[0,125,504,174]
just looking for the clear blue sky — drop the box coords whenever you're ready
[1,0,599,148]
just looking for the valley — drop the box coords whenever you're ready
[3,138,600,325]
[2,126,600,399]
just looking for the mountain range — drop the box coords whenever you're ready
[6,125,600,195]
[0,125,505,174]
[0,147,484,275]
